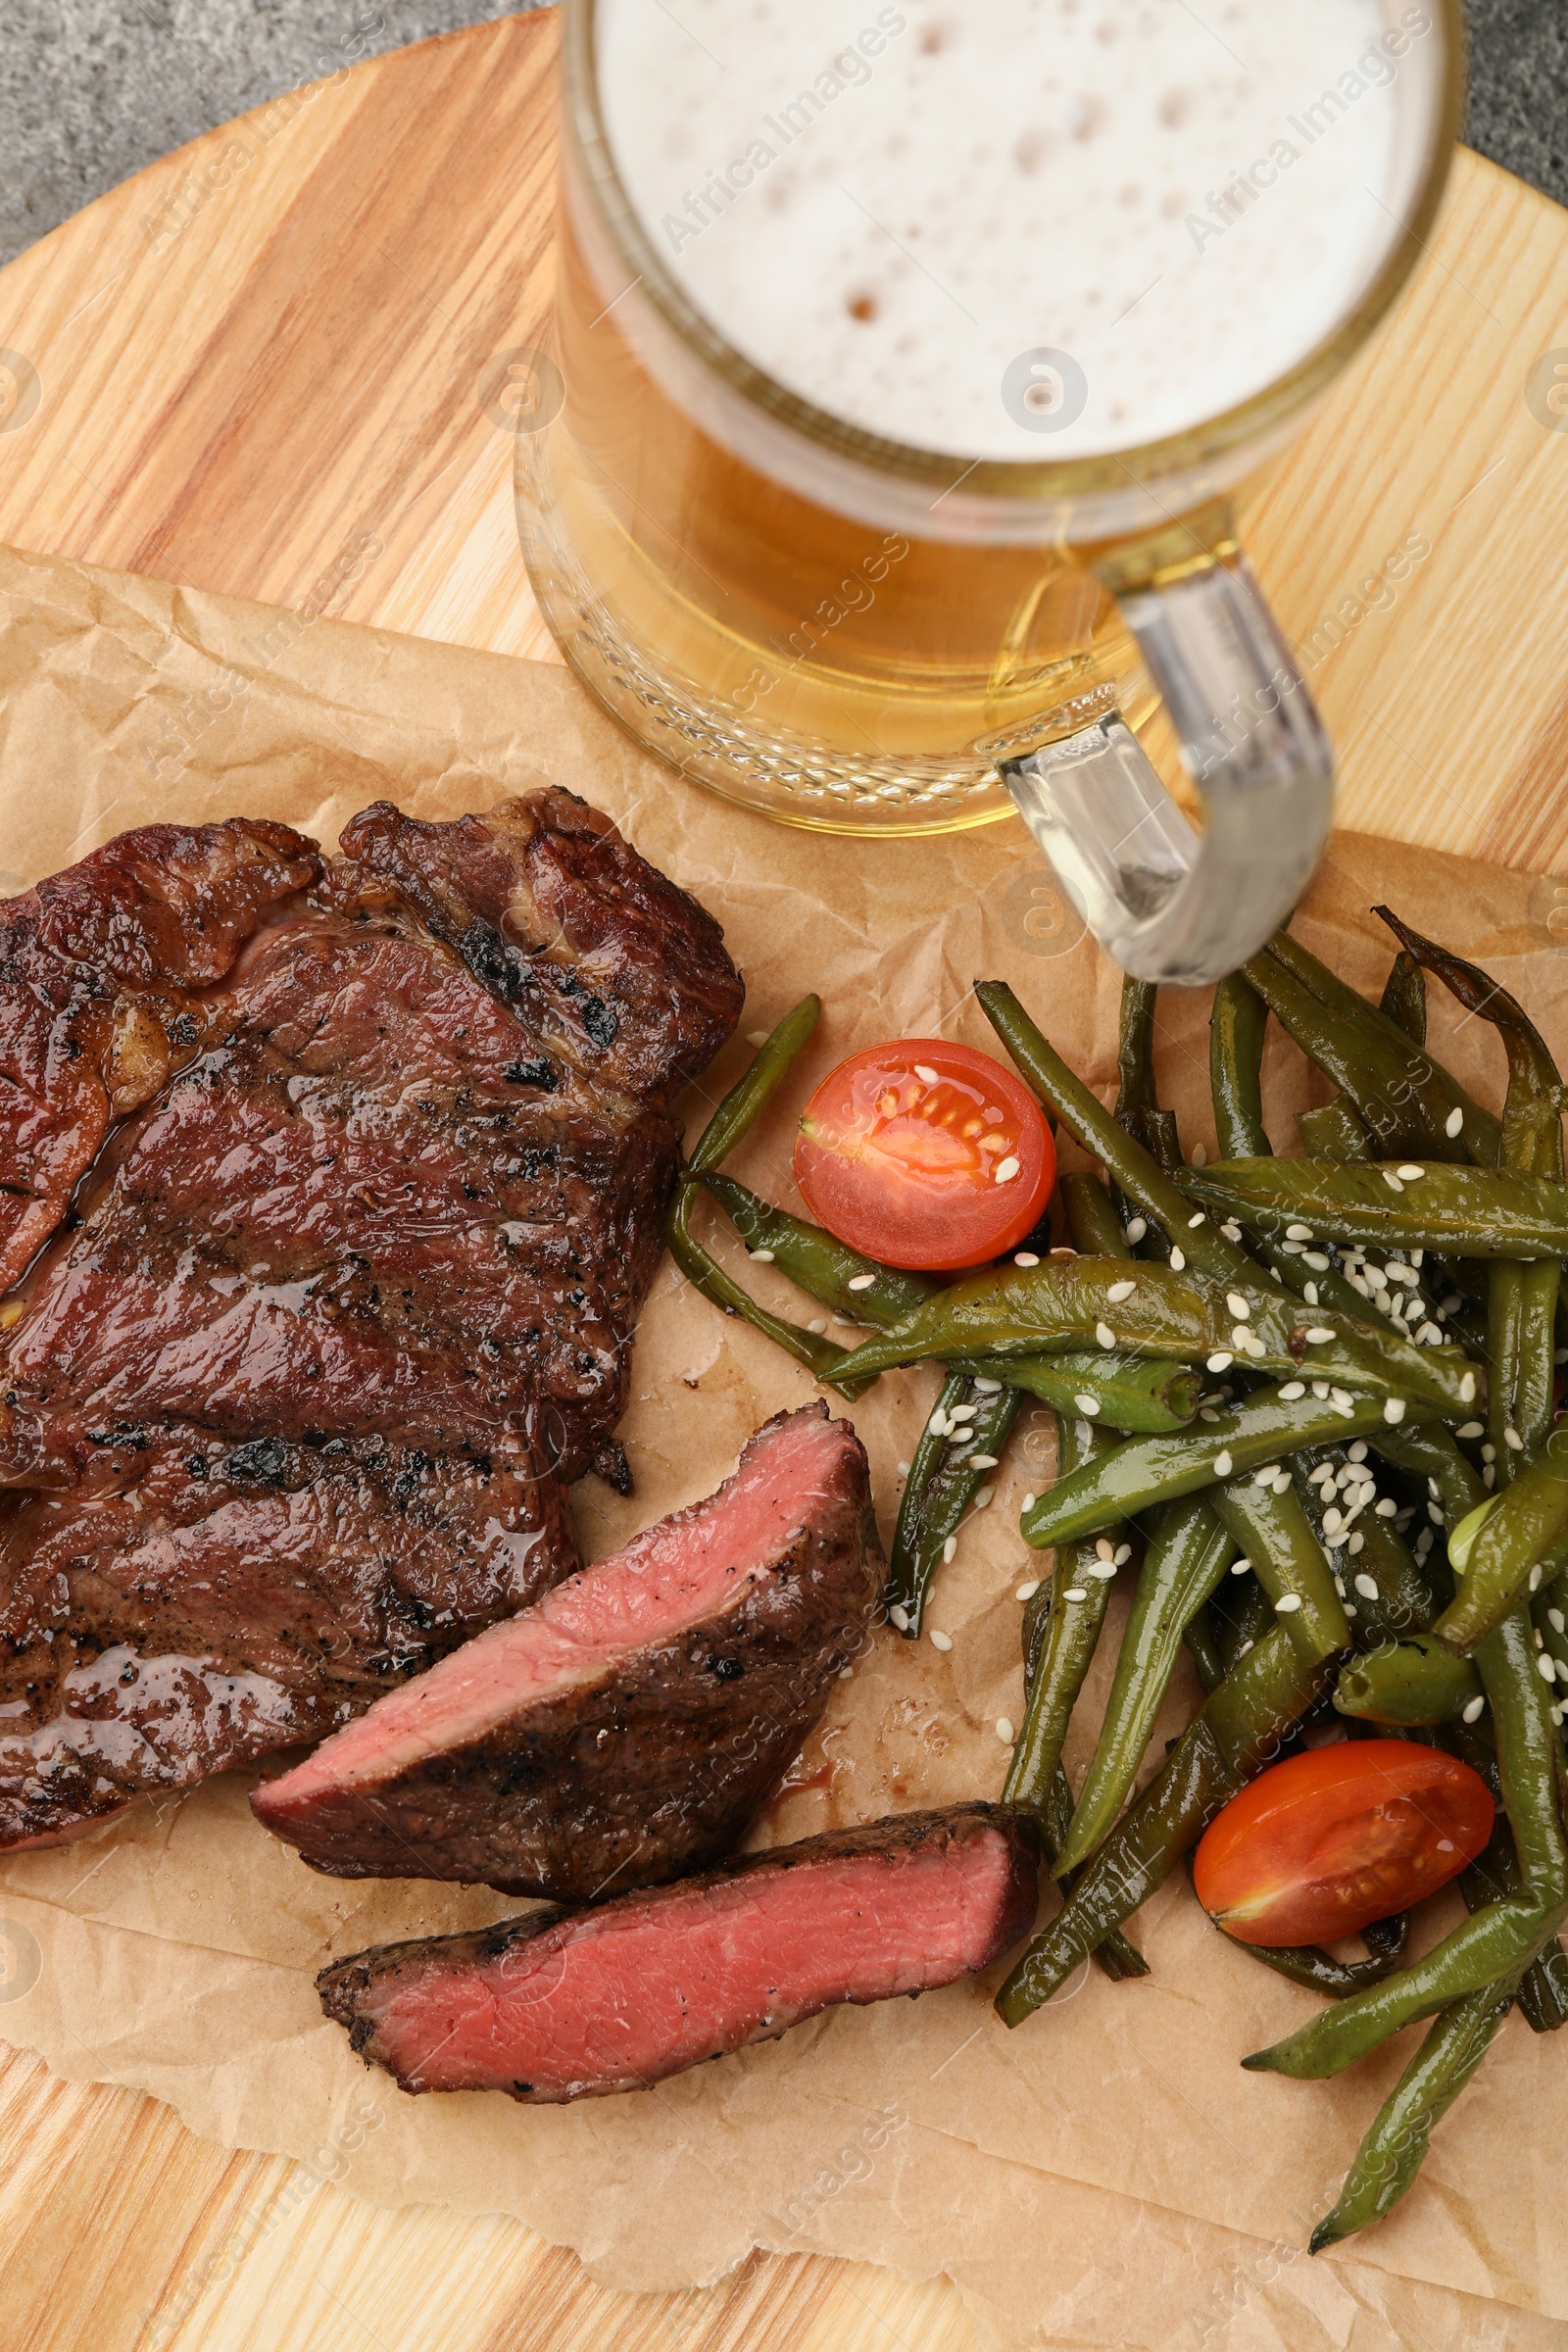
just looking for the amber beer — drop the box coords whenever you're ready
[516,0,1460,868]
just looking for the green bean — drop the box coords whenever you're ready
[1378,948,1427,1047]
[1036,1764,1150,1981]
[996,1626,1337,2023]
[686,996,820,1175]
[1210,1568,1275,1676]
[1375,1418,1486,1529]
[1334,1636,1483,1726]
[1374,908,1559,1145]
[1184,1155,1568,1258]
[1058,1171,1134,1260]
[1289,1445,1440,1643]
[1184,1605,1226,1694]
[1004,1416,1125,1816]
[1307,1974,1519,2250]
[1114,977,1182,1173]
[1534,1577,1568,1690]
[1022,1385,1439,1552]
[825,1253,1480,1415]
[1448,1727,1568,2031]
[886,1381,1022,1637]
[1244,1610,1568,2077]
[1210,973,1271,1159]
[666,1183,871,1393]
[1252,929,1498,1162]
[700,1172,937,1325]
[1209,1478,1351,1666]
[1054,1496,1234,1874]
[1295,1096,1372,1160]
[977,981,1253,1285]
[702,1174,1197,1431]
[1435,1436,1568,1653]
[888,1372,972,1622]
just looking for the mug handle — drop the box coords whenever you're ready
[1000,544,1334,985]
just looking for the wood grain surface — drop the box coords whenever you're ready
[0,11,1566,2347]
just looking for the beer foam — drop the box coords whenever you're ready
[597,0,1428,461]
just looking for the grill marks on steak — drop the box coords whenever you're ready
[0,790,743,1843]
[317,1806,1039,2101]
[252,1405,882,1901]
[0,818,319,1294]
[0,1425,572,1847]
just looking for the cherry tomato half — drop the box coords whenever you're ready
[1193,1740,1493,1947]
[793,1039,1055,1272]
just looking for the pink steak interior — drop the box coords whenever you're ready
[374,1826,1017,2092]
[263,1409,855,1809]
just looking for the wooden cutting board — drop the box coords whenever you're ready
[0,14,1566,2348]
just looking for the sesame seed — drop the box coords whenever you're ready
[1383,1169,1405,1192]
[1096,1321,1116,1349]
[1415,1322,1442,1346]
[1375,1497,1397,1517]
[1446,1106,1464,1139]
[1189,1211,1206,1229]
[974,1487,995,1509]
[1354,1573,1380,1600]
[1125,1217,1148,1243]
[1427,1502,1446,1525]
[1106,1279,1136,1303]
[1022,1493,1037,1511]
[1484,1466,1496,1489]
[1230,1325,1250,1349]
[1460,1371,1477,1403]
[888,1603,909,1631]
[996,1718,1015,1743]
[1286,1223,1313,1243]
[966,1453,1000,1469]
[1348,1532,1365,1554]
[1304,1327,1335,1344]
[1088,1560,1117,1581]
[1553,1610,1567,1637]
[1275,1593,1302,1614]
[1213,1450,1234,1477]
[1206,1351,1234,1372]
[1237,1640,1254,1657]
[1062,1587,1088,1602]
[1504,1426,1525,1451]
[1014,1250,1041,1267]
[1397,1165,1425,1182]
[746,1030,770,1047]
[928,1411,950,1438]
[1253,1465,1278,1486]
[1169,1247,1186,1271]
[995,1156,1021,1184]
[943,1536,957,1564]
[1311,1380,1329,1398]
[1455,1420,1484,1440]
[913,1064,939,1084]
[1199,1407,1220,1423]
[1323,1507,1345,1537]
[1016,1580,1041,1602]
[1114,1543,1132,1565]
[1095,1538,1115,1562]
[1541,1655,1558,1686]
[972,1377,1003,1394]
[897,1461,910,1477]
[1302,1282,1319,1305]
[929,1629,953,1651]
[1074,1394,1102,1416]
[808,1318,826,1333]
[750,1248,776,1262]
[1230,1557,1251,1576]
[950,1402,977,1422]
[1530,1564,1544,1592]
[1462,1694,1486,1722]
[847,1271,876,1291]
[1281,1240,1303,1256]
[1482,1444,1496,1463]
[1332,1388,1356,1410]
[1191,1146,1208,1168]
[1302,1251,1331,1272]
[1226,1294,1250,1320]
[1383,1397,1407,1425]
[1221,1222,1243,1242]
[1279,1380,1305,1400]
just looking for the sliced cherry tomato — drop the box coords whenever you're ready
[793,1039,1054,1272]
[1193,1740,1493,1947]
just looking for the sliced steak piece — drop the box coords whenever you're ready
[0,817,319,1293]
[318,1805,1038,2101]
[0,1424,575,1849]
[252,1406,881,1901]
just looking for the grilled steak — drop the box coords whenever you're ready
[252,1404,882,1900]
[0,791,743,1844]
[318,1804,1039,2101]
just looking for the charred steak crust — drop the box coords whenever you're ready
[0,817,320,1294]
[0,793,742,1846]
[251,1405,884,1901]
[317,1804,1040,2101]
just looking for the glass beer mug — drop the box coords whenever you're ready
[515,0,1462,981]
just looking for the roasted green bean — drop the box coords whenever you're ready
[1209,1477,1351,1667]
[1054,1495,1234,1874]
[885,1381,1022,1637]
[1058,1170,1135,1260]
[1210,972,1271,1160]
[1185,1154,1568,1258]
[1295,1096,1372,1160]
[1023,1386,1440,1552]
[687,997,821,1176]
[1334,1636,1483,1726]
[666,1184,870,1391]
[1004,1416,1126,1817]
[1435,1435,1568,1653]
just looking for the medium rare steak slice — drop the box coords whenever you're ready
[318,1805,1039,2101]
[253,1405,881,1901]
[0,1424,575,1847]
